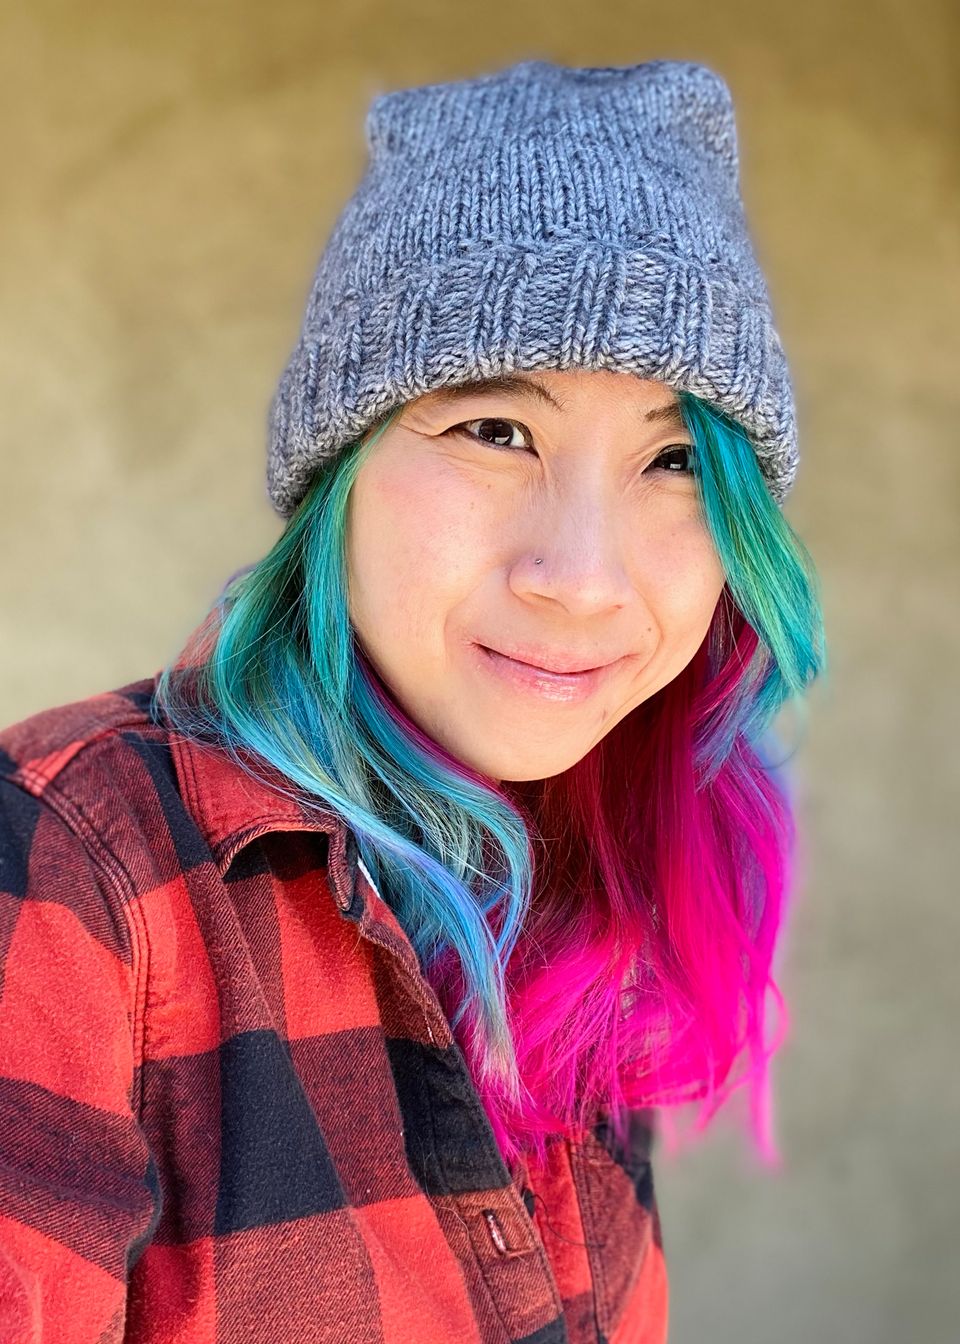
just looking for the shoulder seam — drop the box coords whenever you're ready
[0,693,160,795]
[30,778,138,907]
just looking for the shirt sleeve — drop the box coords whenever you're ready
[0,778,162,1344]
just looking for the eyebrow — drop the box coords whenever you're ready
[414,374,687,429]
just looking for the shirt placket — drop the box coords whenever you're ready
[325,821,570,1343]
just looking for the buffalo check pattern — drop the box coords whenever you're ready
[0,672,668,1343]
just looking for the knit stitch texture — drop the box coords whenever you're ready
[266,58,799,516]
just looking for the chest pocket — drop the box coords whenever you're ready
[567,1107,663,1339]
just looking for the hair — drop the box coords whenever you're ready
[152,385,825,1175]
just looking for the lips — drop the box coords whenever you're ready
[471,643,626,704]
[478,644,612,675]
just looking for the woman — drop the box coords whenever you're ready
[0,58,823,1344]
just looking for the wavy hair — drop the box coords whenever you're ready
[152,387,825,1174]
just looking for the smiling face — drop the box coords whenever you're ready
[344,367,727,783]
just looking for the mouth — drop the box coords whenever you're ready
[478,642,620,675]
[472,643,627,703]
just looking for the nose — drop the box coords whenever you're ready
[509,500,635,616]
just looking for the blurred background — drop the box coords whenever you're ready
[2,2,958,1340]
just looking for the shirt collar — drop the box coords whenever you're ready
[157,676,453,1042]
[165,711,347,878]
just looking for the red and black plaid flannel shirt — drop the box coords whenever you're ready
[0,672,668,1343]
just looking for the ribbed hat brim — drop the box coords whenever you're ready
[267,238,797,518]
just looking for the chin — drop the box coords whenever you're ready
[456,745,579,787]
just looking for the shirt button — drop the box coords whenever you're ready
[521,1186,535,1218]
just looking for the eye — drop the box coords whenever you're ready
[449,417,534,451]
[650,444,697,475]
[448,420,697,475]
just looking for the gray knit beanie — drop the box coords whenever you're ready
[266,58,798,517]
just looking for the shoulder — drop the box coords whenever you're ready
[0,674,183,907]
[0,675,160,794]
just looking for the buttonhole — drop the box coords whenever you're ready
[482,1209,510,1255]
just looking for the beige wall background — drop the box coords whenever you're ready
[2,3,958,1340]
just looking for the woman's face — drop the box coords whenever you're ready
[345,368,726,783]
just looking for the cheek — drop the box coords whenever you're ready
[346,455,495,643]
[643,519,726,639]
